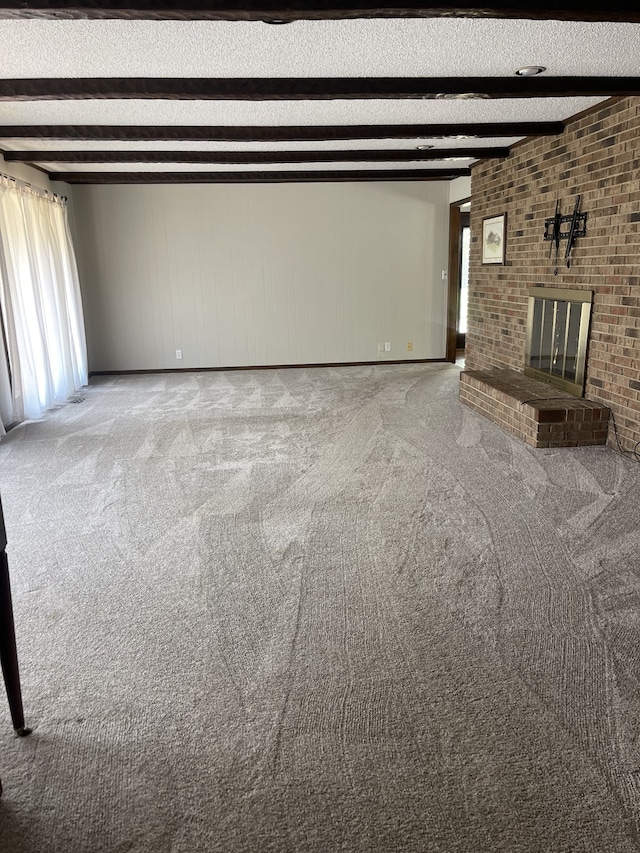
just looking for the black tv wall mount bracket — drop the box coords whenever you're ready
[543,194,588,275]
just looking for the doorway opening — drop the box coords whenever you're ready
[446,199,471,363]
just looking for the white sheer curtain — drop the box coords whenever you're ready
[0,176,87,434]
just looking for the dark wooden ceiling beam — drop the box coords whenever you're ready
[0,77,638,101]
[49,167,472,184]
[0,122,564,140]
[6,147,508,164]
[0,2,637,22]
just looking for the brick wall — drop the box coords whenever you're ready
[467,96,640,452]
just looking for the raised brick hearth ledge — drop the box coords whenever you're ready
[459,369,610,448]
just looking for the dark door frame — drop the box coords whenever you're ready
[446,197,471,363]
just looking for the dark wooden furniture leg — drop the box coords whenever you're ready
[0,549,30,737]
[0,501,31,796]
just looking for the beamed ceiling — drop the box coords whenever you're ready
[0,3,638,184]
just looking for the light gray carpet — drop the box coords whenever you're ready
[1,363,640,852]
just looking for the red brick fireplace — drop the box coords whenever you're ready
[460,96,640,453]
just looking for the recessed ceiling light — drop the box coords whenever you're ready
[262,19,292,24]
[515,66,546,77]
[416,144,434,150]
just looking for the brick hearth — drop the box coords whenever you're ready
[459,369,610,448]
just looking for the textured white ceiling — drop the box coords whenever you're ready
[0,138,522,153]
[35,160,476,173]
[0,97,606,127]
[0,15,635,183]
[0,19,638,78]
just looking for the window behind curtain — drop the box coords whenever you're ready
[0,178,87,433]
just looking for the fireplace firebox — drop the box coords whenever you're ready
[524,287,593,397]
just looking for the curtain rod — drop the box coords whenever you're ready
[0,170,67,203]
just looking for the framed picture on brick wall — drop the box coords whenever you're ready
[482,213,507,265]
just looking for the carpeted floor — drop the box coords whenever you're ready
[1,362,639,852]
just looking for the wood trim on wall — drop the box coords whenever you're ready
[89,358,448,377]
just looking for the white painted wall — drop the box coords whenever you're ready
[72,180,451,371]
[449,175,471,204]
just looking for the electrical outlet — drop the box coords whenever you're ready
[176,349,182,360]
[407,342,413,352]
[384,342,391,352]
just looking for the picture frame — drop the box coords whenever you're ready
[481,213,507,265]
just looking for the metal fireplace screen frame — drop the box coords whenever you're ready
[524,287,593,397]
